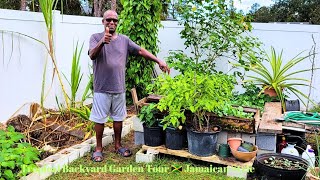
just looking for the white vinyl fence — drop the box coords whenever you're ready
[0,9,320,122]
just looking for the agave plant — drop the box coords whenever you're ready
[239,46,315,111]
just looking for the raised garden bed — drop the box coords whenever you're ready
[200,107,260,134]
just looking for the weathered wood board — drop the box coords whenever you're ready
[209,107,260,134]
[258,102,282,134]
[142,145,254,168]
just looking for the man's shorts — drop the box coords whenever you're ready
[89,92,127,124]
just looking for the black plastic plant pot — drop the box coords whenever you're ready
[254,153,308,180]
[187,128,219,157]
[143,124,165,146]
[285,99,300,111]
[165,127,187,150]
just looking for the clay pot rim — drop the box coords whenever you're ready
[227,138,242,142]
[229,145,259,154]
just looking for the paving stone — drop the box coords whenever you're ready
[217,131,228,145]
[57,148,80,164]
[132,116,143,132]
[227,166,251,179]
[102,135,113,147]
[135,149,156,163]
[134,131,144,145]
[256,133,276,151]
[71,144,91,157]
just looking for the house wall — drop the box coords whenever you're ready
[0,9,319,122]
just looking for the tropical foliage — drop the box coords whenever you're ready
[118,0,162,101]
[235,46,315,111]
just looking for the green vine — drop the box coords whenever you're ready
[118,0,162,102]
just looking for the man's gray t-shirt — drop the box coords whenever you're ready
[89,33,141,94]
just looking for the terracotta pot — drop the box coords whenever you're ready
[264,88,277,97]
[230,145,258,162]
[306,167,320,180]
[227,138,242,150]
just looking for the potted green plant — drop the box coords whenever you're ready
[151,71,238,156]
[235,46,315,112]
[151,74,188,150]
[138,103,165,146]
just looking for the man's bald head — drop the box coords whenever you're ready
[103,10,118,19]
[102,10,118,34]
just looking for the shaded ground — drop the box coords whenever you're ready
[48,131,241,180]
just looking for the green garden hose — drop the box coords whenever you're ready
[284,112,320,125]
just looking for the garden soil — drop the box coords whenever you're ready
[4,104,137,160]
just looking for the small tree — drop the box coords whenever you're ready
[168,0,263,77]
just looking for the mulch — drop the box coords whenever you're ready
[4,104,138,160]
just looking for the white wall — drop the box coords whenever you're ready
[0,9,320,122]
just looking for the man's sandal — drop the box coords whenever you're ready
[91,151,103,162]
[116,147,132,157]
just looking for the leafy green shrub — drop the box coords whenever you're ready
[138,103,160,127]
[0,126,40,179]
[154,72,234,131]
[231,82,274,112]
[149,71,256,131]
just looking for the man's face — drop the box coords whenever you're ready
[103,12,118,34]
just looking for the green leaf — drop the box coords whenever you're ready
[4,169,14,179]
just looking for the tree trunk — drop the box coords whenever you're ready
[94,0,105,17]
[98,0,105,17]
[111,0,117,11]
[20,0,27,11]
[94,0,99,17]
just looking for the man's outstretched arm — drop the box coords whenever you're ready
[138,48,170,74]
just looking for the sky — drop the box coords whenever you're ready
[233,0,275,13]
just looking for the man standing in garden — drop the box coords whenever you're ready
[88,10,170,162]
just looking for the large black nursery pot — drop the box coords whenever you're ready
[143,123,165,146]
[187,127,220,157]
[165,127,187,150]
[254,153,309,180]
